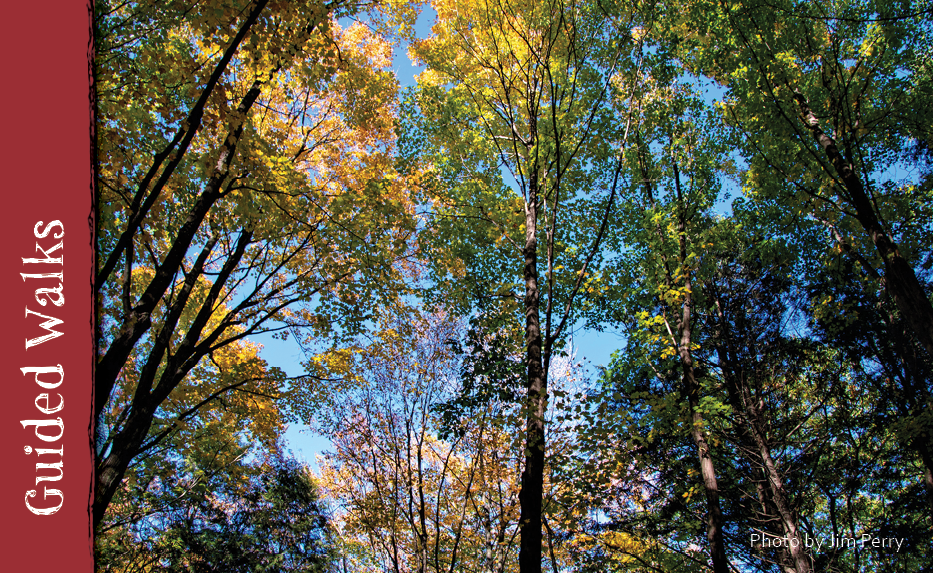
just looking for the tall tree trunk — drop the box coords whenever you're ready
[672,162,729,573]
[708,267,813,572]
[718,348,811,573]
[681,308,729,573]
[825,222,933,510]
[519,170,546,573]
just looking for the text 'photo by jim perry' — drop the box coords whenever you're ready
[751,531,906,553]
[19,220,66,515]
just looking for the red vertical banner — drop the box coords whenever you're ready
[0,1,95,570]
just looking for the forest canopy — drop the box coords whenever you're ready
[94,0,933,571]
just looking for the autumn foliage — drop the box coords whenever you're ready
[96,0,933,571]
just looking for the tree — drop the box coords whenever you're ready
[680,0,933,359]
[596,81,734,571]
[574,185,932,572]
[674,0,933,510]
[404,0,646,569]
[314,310,525,573]
[98,444,335,573]
[704,219,824,573]
[313,307,591,573]
[708,200,933,572]
[94,0,933,568]
[95,0,416,527]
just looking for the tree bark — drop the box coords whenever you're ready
[519,168,546,573]
[681,299,729,573]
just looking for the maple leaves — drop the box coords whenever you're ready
[94,0,421,534]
